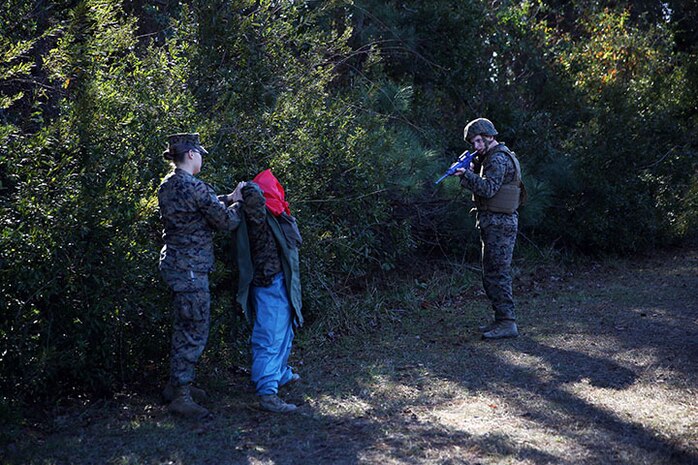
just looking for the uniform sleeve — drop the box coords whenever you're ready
[460,152,509,199]
[194,181,242,232]
[241,184,267,225]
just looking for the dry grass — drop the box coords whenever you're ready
[3,247,697,464]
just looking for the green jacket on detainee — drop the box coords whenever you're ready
[234,201,303,328]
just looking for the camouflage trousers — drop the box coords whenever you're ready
[479,222,517,321]
[160,268,211,387]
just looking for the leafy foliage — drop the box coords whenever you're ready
[0,0,696,402]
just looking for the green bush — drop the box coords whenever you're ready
[1,0,696,403]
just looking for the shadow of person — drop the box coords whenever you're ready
[518,339,637,389]
[456,335,697,464]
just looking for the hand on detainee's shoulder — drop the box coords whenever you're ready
[217,181,248,206]
[230,181,247,203]
[241,182,266,222]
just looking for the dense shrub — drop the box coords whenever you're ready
[1,0,696,402]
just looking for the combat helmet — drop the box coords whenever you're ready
[464,118,498,142]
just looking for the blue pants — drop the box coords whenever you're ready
[251,273,295,395]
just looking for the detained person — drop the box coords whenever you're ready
[234,169,303,413]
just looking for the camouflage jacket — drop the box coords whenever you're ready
[460,143,519,229]
[158,168,242,273]
[241,184,282,287]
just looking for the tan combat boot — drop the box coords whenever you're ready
[167,385,209,419]
[162,382,208,404]
[482,320,519,339]
[259,394,297,413]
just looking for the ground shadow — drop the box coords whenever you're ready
[4,249,697,464]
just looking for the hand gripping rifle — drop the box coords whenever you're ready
[435,150,475,185]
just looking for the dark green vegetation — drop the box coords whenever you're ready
[1,0,697,423]
[4,247,698,464]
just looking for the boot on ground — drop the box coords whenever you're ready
[478,320,498,332]
[162,382,207,404]
[482,320,519,339]
[259,394,297,413]
[168,385,209,419]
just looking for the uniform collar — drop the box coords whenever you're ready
[174,167,195,178]
[485,142,506,156]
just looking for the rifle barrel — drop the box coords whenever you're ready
[435,173,449,185]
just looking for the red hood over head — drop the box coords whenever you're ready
[253,169,290,216]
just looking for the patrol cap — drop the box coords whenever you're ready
[166,132,208,156]
[464,118,498,142]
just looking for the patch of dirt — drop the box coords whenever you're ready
[3,247,698,464]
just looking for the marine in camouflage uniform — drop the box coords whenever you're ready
[458,118,524,339]
[158,133,243,417]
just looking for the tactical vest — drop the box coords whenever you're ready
[473,145,526,214]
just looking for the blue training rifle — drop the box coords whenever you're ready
[435,150,476,185]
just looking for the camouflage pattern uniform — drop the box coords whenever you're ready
[158,168,242,387]
[460,144,518,323]
[242,184,283,287]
